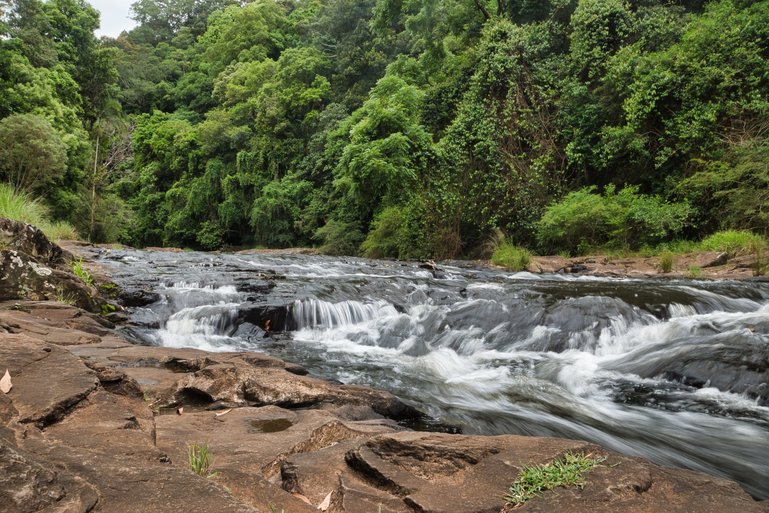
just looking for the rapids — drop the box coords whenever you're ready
[98,249,769,499]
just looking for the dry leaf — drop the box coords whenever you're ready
[176,407,184,415]
[291,493,313,505]
[317,491,332,511]
[214,408,232,417]
[0,370,11,394]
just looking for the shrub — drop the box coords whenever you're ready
[699,230,767,257]
[686,265,702,279]
[361,207,405,259]
[314,220,365,256]
[537,185,693,254]
[491,242,532,271]
[360,201,430,260]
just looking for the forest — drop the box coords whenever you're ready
[1,0,768,259]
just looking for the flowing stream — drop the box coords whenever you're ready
[98,249,769,499]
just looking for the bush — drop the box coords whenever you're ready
[491,242,532,271]
[537,185,693,254]
[314,219,365,256]
[361,207,405,259]
[699,230,767,257]
[360,201,430,260]
[686,265,702,279]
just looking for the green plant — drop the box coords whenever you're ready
[536,186,693,254]
[751,240,768,277]
[100,303,117,315]
[188,443,219,478]
[0,184,78,241]
[72,258,95,286]
[491,242,532,271]
[504,452,605,506]
[53,287,76,305]
[700,230,767,257]
[686,265,702,279]
[314,220,365,256]
[658,251,674,273]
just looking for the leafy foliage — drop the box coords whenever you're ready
[2,0,768,257]
[537,186,693,254]
[491,242,532,271]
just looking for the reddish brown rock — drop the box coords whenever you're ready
[1,299,766,513]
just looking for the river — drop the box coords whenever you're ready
[97,249,769,499]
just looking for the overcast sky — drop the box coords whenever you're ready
[90,0,137,38]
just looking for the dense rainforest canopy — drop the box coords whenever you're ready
[1,0,768,257]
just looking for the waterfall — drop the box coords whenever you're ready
[292,298,399,329]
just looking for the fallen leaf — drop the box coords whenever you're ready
[317,491,332,511]
[176,407,184,415]
[0,370,12,394]
[214,408,232,417]
[291,493,313,505]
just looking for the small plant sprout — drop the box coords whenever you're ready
[504,452,605,506]
[72,258,95,286]
[188,442,219,478]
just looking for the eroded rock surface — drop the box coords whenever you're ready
[1,300,766,513]
[0,218,113,312]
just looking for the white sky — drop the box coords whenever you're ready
[90,0,138,38]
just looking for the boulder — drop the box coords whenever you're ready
[0,217,68,265]
[0,218,110,312]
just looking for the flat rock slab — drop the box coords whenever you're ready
[338,432,769,513]
[0,334,99,427]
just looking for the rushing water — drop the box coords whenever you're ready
[98,249,769,499]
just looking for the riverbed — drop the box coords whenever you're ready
[97,249,769,499]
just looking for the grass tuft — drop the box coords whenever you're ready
[504,452,604,506]
[188,442,219,478]
[686,265,702,279]
[657,251,674,273]
[699,230,767,257]
[491,242,532,271]
[0,183,78,242]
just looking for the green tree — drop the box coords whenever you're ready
[0,114,68,193]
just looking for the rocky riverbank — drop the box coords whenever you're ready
[2,301,768,513]
[1,219,768,512]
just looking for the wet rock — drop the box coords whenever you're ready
[118,287,161,307]
[238,302,294,332]
[172,361,421,420]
